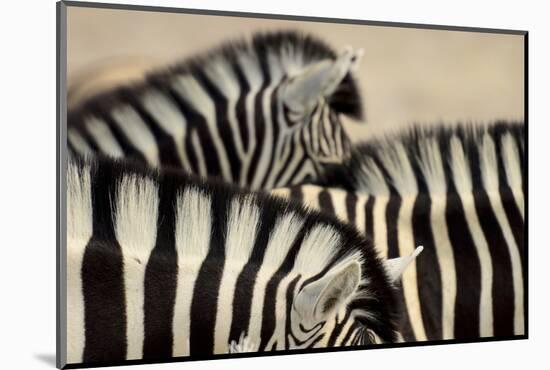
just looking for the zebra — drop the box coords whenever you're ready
[272,121,525,343]
[67,31,364,190]
[66,155,422,365]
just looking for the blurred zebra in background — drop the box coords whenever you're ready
[66,155,423,364]
[272,122,525,342]
[67,31,364,189]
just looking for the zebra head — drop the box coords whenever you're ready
[281,46,363,168]
[229,232,421,354]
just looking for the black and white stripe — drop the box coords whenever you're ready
[66,156,403,365]
[273,122,525,342]
[67,31,363,189]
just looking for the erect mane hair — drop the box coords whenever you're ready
[67,154,398,342]
[323,121,524,196]
[68,30,363,125]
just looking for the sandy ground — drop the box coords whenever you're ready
[66,6,524,140]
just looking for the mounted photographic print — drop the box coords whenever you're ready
[56,1,527,368]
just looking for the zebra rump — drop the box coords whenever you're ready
[67,31,364,189]
[290,121,525,342]
[66,155,401,365]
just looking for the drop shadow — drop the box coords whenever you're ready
[34,353,57,367]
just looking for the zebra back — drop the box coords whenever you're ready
[67,155,404,365]
[273,121,525,342]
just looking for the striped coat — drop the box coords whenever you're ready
[66,156,412,365]
[67,31,363,189]
[273,122,525,342]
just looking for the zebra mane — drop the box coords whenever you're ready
[68,30,363,122]
[327,121,524,196]
[67,154,398,341]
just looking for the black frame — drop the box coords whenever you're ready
[56,1,529,368]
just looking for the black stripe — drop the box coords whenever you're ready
[446,192,482,339]
[411,193,443,340]
[228,203,279,343]
[194,70,241,181]
[142,173,179,360]
[318,189,335,216]
[473,189,515,337]
[345,192,357,226]
[364,196,375,241]
[326,310,352,347]
[289,186,304,205]
[189,189,229,355]
[284,276,304,348]
[500,189,525,271]
[120,90,182,168]
[231,60,250,152]
[82,161,127,362]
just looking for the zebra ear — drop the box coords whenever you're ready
[385,246,424,283]
[294,260,361,323]
[283,46,363,113]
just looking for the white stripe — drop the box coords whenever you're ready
[328,188,348,222]
[372,196,389,258]
[214,196,260,354]
[111,105,160,166]
[430,195,457,339]
[172,188,212,357]
[85,117,124,158]
[247,213,304,345]
[270,187,291,200]
[300,184,321,211]
[398,195,428,341]
[190,129,207,177]
[450,136,493,337]
[501,133,525,218]
[140,90,192,172]
[66,162,93,364]
[171,74,232,181]
[251,53,284,189]
[355,193,368,235]
[114,175,159,360]
[68,129,93,156]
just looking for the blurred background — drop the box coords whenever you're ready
[67,6,524,140]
